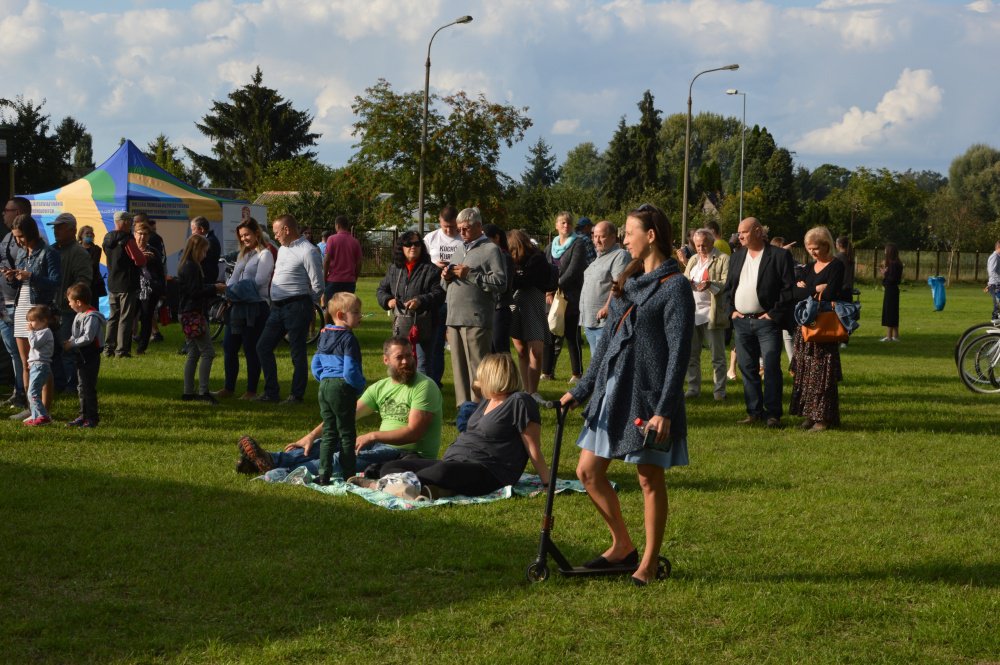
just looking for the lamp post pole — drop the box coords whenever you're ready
[418,15,473,236]
[726,89,746,222]
[681,64,739,245]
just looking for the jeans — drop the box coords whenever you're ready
[256,297,314,400]
[270,442,405,477]
[184,328,216,395]
[52,312,76,392]
[1,305,24,395]
[583,326,604,352]
[28,362,51,419]
[734,316,784,419]
[223,304,268,393]
[991,285,1000,320]
[686,324,727,397]
[426,303,448,386]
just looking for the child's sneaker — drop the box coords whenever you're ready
[24,416,52,427]
[67,416,86,427]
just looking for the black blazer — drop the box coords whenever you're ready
[723,244,796,329]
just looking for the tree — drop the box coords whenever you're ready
[800,163,852,202]
[0,96,65,193]
[146,134,202,186]
[948,144,1000,225]
[559,142,606,191]
[635,90,661,191]
[521,137,558,187]
[185,67,320,193]
[603,117,639,208]
[350,78,531,222]
[54,116,94,175]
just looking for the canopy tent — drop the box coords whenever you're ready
[22,139,244,264]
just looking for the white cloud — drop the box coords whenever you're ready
[966,0,993,12]
[552,119,580,135]
[794,68,942,154]
[817,0,896,8]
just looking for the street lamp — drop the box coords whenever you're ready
[417,15,473,236]
[726,88,746,222]
[681,64,738,246]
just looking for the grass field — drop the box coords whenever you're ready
[1,278,998,664]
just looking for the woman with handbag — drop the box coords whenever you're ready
[215,218,274,400]
[790,226,845,432]
[542,212,587,384]
[133,221,165,355]
[559,203,694,586]
[375,232,443,375]
[177,234,225,403]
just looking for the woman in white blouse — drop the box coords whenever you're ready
[214,218,275,399]
[683,228,730,401]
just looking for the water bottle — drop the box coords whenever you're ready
[634,417,671,451]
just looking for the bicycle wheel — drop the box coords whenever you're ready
[958,332,1000,394]
[955,322,1000,368]
[206,297,228,341]
[282,302,327,346]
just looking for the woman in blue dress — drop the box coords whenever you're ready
[560,203,694,586]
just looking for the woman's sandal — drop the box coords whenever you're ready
[582,549,639,569]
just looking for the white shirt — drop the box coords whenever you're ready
[691,255,713,326]
[424,228,462,266]
[734,250,765,314]
[269,236,323,302]
[988,251,1000,287]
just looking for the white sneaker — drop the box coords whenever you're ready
[10,409,30,421]
[889,337,900,342]
[880,337,890,342]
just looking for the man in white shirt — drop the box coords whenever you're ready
[422,204,461,386]
[986,240,1000,320]
[722,217,795,428]
[255,214,324,404]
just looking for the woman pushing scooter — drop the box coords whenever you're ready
[560,203,694,586]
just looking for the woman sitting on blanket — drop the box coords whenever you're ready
[371,353,550,497]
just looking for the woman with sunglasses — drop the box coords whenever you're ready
[560,203,694,586]
[376,232,444,375]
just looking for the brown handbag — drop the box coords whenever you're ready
[801,292,848,344]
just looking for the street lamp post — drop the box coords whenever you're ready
[417,15,473,236]
[726,89,746,222]
[681,64,739,246]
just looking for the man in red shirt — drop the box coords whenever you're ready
[323,215,362,302]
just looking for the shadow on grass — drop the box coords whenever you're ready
[752,560,1000,588]
[672,476,794,493]
[0,461,538,662]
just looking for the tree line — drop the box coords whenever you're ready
[3,69,999,250]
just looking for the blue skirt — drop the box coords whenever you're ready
[575,375,689,469]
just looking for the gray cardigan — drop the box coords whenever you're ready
[569,259,694,457]
[443,236,508,327]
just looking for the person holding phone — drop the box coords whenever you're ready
[560,203,694,587]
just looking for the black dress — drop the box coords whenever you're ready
[790,258,845,426]
[881,261,903,327]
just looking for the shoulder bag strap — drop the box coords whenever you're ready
[613,271,680,335]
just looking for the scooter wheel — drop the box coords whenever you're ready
[526,562,550,583]
[657,557,672,580]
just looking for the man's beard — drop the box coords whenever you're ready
[389,365,415,383]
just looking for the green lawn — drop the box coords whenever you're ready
[1,278,998,664]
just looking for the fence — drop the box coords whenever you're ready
[852,249,991,284]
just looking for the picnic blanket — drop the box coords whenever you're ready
[256,466,603,511]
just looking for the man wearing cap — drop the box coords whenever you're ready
[103,211,147,358]
[575,217,598,266]
[49,213,93,391]
[1,197,43,408]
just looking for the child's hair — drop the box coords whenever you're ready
[26,304,52,325]
[178,234,209,275]
[66,282,92,305]
[327,292,361,320]
[476,353,522,398]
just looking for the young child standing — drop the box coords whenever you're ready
[24,305,55,426]
[311,292,366,484]
[62,282,106,427]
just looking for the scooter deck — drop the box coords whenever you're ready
[559,564,639,577]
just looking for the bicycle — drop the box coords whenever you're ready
[958,329,1000,394]
[954,319,1000,368]
[207,297,326,345]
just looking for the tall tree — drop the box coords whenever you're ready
[602,117,639,209]
[54,116,94,175]
[185,67,320,193]
[521,137,559,188]
[635,90,662,191]
[559,142,607,191]
[350,78,531,221]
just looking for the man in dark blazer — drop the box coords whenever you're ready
[723,217,795,428]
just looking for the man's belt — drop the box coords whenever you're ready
[739,312,765,319]
[271,294,312,308]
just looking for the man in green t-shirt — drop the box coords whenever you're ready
[237,337,443,478]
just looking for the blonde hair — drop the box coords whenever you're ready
[476,353,522,398]
[804,226,835,256]
[178,234,209,276]
[327,292,361,321]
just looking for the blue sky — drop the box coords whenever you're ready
[2,0,998,186]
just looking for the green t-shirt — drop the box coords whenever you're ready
[359,373,443,459]
[713,237,732,255]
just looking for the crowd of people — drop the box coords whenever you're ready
[7,191,983,587]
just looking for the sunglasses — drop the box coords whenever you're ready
[401,240,422,248]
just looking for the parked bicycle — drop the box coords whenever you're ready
[956,319,1000,394]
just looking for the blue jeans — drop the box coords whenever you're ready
[583,326,604,351]
[269,441,405,477]
[1,305,23,394]
[734,316,784,420]
[223,304,268,393]
[991,285,1000,320]
[28,362,51,419]
[256,297,313,400]
[426,303,448,387]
